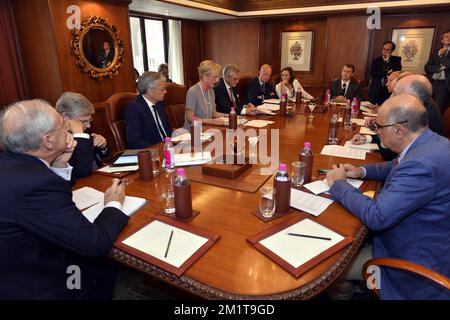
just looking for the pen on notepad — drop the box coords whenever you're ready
[164,230,174,258]
[287,233,331,241]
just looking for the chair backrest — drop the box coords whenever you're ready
[164,83,187,129]
[362,258,450,297]
[235,76,254,104]
[105,92,137,152]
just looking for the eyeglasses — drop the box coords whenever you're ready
[77,117,93,126]
[370,121,408,131]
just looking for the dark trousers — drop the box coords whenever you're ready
[432,80,450,114]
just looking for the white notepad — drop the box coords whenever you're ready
[97,165,139,173]
[257,103,280,111]
[122,220,209,268]
[73,187,147,223]
[344,140,379,151]
[174,151,212,166]
[171,132,214,142]
[244,120,275,128]
[321,145,366,160]
[359,127,377,135]
[263,98,281,105]
[259,218,344,268]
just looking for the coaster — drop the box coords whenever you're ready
[251,208,295,223]
[158,209,200,223]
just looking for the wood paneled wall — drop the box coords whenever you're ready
[202,19,260,77]
[11,0,135,106]
[182,20,203,88]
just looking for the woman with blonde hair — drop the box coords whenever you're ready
[275,66,313,101]
[183,60,227,129]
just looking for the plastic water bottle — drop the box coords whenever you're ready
[163,170,175,214]
[328,114,339,145]
[343,99,352,129]
[324,89,331,105]
[351,97,359,118]
[274,163,291,214]
[174,168,188,186]
[299,142,313,184]
[163,137,175,172]
[279,93,287,117]
[229,107,237,130]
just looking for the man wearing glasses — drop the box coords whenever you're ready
[214,64,256,115]
[326,94,450,299]
[56,92,109,181]
[125,71,173,149]
[0,100,129,298]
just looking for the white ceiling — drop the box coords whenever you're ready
[129,0,236,21]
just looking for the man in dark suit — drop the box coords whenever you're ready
[425,29,450,114]
[158,63,173,83]
[246,64,276,106]
[0,100,129,299]
[214,64,256,115]
[329,64,362,103]
[56,92,109,180]
[368,40,402,105]
[327,94,450,299]
[125,71,173,149]
[96,41,114,69]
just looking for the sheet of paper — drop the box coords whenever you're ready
[244,120,275,128]
[303,180,330,195]
[257,103,280,111]
[214,117,248,126]
[360,106,376,114]
[171,132,214,142]
[174,152,212,166]
[321,145,366,160]
[362,111,377,117]
[263,98,281,105]
[256,108,276,115]
[359,127,377,135]
[337,118,366,126]
[290,189,334,216]
[122,220,209,268]
[82,193,147,223]
[113,155,138,165]
[97,165,139,173]
[360,101,374,107]
[259,218,344,268]
[344,140,379,151]
[72,187,104,211]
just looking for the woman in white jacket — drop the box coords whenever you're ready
[275,66,313,101]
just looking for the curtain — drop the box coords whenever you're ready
[0,0,27,107]
[168,19,184,85]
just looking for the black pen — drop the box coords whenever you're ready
[287,233,332,241]
[164,230,174,258]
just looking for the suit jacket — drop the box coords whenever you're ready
[70,134,109,181]
[125,95,173,149]
[214,78,245,114]
[0,152,129,299]
[245,77,276,106]
[329,79,362,101]
[330,129,450,300]
[425,48,450,90]
[369,55,402,104]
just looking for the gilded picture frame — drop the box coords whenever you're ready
[281,31,313,72]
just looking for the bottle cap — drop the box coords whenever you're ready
[192,116,198,121]
[176,168,185,175]
[165,137,171,142]
[279,163,287,171]
[304,142,311,148]
[231,107,235,112]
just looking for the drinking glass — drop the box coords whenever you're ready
[308,102,316,120]
[259,187,276,218]
[291,161,306,187]
[150,148,161,176]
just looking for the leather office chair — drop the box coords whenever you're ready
[362,258,450,297]
[164,83,187,129]
[105,92,137,152]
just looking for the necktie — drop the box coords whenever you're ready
[229,88,237,110]
[340,83,347,96]
[392,157,399,168]
[152,105,167,141]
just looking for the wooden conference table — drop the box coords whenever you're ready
[75,103,382,300]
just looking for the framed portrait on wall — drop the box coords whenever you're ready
[281,31,313,72]
[391,27,435,74]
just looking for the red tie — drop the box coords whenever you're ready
[229,88,237,109]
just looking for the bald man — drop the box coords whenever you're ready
[393,74,444,136]
[326,94,450,300]
[246,64,276,105]
[0,100,129,299]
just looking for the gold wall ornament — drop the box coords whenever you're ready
[70,16,125,81]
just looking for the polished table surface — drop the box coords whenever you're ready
[75,104,382,299]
